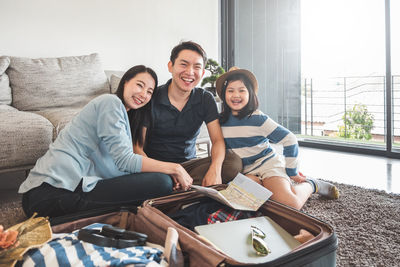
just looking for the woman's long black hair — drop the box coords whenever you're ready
[115,65,158,146]
[219,73,259,124]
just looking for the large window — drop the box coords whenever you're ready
[302,0,386,147]
[221,0,399,157]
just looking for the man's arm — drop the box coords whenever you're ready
[202,119,226,186]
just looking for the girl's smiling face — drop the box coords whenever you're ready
[225,79,250,115]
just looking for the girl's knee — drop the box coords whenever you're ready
[270,194,303,210]
[262,177,304,209]
[245,174,262,184]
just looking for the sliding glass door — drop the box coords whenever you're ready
[301,0,386,147]
[221,0,399,157]
[392,0,400,151]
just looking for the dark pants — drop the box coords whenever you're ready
[181,150,243,185]
[22,172,173,218]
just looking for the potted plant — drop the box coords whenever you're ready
[201,58,225,97]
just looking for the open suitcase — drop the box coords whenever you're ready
[50,187,338,267]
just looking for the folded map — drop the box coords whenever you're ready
[190,173,273,211]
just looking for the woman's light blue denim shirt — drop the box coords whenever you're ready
[19,94,143,193]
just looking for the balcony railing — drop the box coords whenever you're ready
[301,75,400,144]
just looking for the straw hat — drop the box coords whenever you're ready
[0,214,52,267]
[215,66,258,99]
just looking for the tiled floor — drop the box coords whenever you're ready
[0,147,399,205]
[299,147,400,194]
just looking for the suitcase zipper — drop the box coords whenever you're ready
[145,191,205,208]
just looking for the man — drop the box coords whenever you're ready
[144,41,242,186]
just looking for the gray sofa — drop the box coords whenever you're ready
[0,53,210,175]
[0,53,121,174]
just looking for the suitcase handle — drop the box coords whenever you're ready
[78,225,147,248]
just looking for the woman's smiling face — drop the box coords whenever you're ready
[225,79,250,115]
[123,72,155,111]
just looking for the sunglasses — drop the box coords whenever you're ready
[251,225,271,256]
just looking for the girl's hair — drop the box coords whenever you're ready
[219,73,259,124]
[115,65,158,146]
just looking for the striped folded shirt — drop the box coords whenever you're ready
[20,223,163,267]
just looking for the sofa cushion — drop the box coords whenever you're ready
[0,110,53,170]
[7,53,110,111]
[110,74,122,94]
[0,105,17,112]
[34,107,82,140]
[0,56,12,105]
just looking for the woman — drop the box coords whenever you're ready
[19,65,193,217]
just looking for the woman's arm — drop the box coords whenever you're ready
[96,96,192,190]
[141,156,193,190]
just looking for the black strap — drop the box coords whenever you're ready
[78,225,147,249]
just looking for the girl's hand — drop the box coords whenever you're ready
[290,171,306,183]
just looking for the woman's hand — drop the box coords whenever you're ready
[169,163,193,191]
[141,157,193,190]
[290,171,306,183]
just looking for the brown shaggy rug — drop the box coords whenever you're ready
[301,181,400,267]
[1,181,399,266]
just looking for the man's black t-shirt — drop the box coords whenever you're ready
[144,79,218,163]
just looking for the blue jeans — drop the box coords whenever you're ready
[22,172,173,218]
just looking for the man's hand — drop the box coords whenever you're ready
[201,164,222,186]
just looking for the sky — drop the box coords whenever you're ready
[301,0,399,78]
[300,0,400,136]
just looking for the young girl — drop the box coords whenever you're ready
[215,67,339,210]
[19,65,193,218]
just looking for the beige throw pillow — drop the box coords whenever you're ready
[7,53,110,111]
[110,74,122,94]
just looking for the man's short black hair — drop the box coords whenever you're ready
[170,41,207,66]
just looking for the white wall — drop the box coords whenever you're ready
[0,0,219,84]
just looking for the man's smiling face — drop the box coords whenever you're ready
[168,49,205,93]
